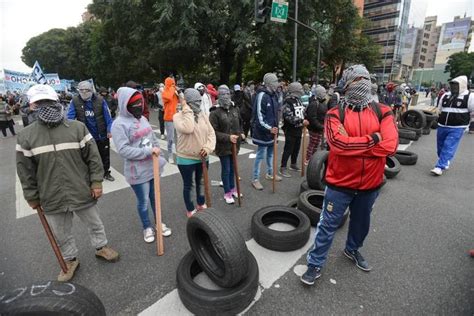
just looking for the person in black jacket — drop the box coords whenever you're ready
[279,82,305,177]
[210,85,244,204]
[241,81,254,141]
[305,85,328,164]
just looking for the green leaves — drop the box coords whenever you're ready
[445,52,474,80]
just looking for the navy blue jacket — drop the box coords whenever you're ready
[251,88,279,146]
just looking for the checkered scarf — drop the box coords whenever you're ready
[341,64,372,110]
[37,101,64,127]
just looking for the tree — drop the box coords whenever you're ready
[445,52,474,80]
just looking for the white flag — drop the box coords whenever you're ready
[32,61,47,84]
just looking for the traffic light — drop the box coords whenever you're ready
[255,0,270,24]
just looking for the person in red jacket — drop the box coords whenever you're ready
[207,84,218,106]
[301,64,398,286]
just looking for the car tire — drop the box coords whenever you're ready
[286,198,299,209]
[398,137,410,144]
[297,190,325,226]
[176,251,259,316]
[394,150,418,165]
[401,109,427,129]
[306,150,328,190]
[398,128,417,140]
[300,180,310,194]
[251,206,310,251]
[187,208,249,288]
[0,281,106,315]
[422,128,431,135]
[384,156,401,179]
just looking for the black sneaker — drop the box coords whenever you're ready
[343,249,372,272]
[104,173,115,182]
[279,167,292,178]
[300,265,321,285]
[289,164,302,171]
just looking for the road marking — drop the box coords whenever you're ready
[139,228,316,315]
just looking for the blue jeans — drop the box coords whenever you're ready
[307,187,379,268]
[253,145,274,181]
[435,126,464,169]
[178,162,206,211]
[130,179,156,230]
[219,155,235,194]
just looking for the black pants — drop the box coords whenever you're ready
[242,117,251,138]
[1,120,16,137]
[158,110,165,135]
[281,132,301,168]
[96,139,111,175]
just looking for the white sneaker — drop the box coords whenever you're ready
[224,193,235,204]
[168,157,174,164]
[160,135,166,140]
[445,161,450,170]
[430,167,443,176]
[143,227,155,243]
[161,223,172,237]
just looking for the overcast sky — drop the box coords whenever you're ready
[1,0,473,74]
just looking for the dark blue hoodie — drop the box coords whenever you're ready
[251,87,279,146]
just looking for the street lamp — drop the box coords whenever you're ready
[382,26,390,83]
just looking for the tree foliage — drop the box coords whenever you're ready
[21,0,382,87]
[445,52,474,80]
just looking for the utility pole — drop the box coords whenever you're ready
[292,0,298,81]
[315,38,321,85]
[382,27,390,83]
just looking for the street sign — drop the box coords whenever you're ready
[270,0,288,23]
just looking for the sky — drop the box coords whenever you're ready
[0,0,473,75]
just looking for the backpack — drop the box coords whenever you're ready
[338,101,383,125]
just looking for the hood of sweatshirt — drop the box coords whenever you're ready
[117,87,141,119]
[450,75,468,95]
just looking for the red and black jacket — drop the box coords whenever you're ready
[324,103,398,192]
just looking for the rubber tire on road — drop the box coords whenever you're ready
[300,180,310,194]
[401,109,427,129]
[176,251,259,316]
[187,208,249,288]
[398,137,410,145]
[286,198,299,209]
[399,126,422,137]
[297,190,325,226]
[384,156,401,179]
[431,117,438,129]
[394,150,418,165]
[306,150,329,190]
[422,128,431,135]
[0,281,106,315]
[251,206,310,251]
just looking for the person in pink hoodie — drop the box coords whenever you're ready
[207,84,218,105]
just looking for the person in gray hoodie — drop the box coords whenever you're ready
[111,87,171,243]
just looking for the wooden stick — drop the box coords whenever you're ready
[231,142,242,207]
[202,158,212,207]
[272,133,277,193]
[152,155,164,256]
[37,206,68,273]
[301,126,307,177]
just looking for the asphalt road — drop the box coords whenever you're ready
[1,103,473,315]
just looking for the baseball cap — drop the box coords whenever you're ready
[234,84,241,91]
[27,84,59,103]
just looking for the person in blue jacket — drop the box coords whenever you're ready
[68,81,115,181]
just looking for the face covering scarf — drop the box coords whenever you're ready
[127,104,143,119]
[37,101,64,128]
[188,101,202,122]
[344,78,372,110]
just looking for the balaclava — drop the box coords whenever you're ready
[341,64,372,110]
[288,82,304,98]
[184,88,202,122]
[194,83,206,96]
[263,73,279,93]
[449,81,460,96]
[37,99,64,128]
[127,92,143,119]
[78,81,93,101]
[314,85,327,102]
[217,85,232,109]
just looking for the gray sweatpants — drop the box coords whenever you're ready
[45,205,108,261]
[164,121,176,159]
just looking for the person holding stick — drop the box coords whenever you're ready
[111,87,171,244]
[251,73,282,191]
[16,84,119,282]
[279,82,305,178]
[174,88,216,218]
[209,85,244,204]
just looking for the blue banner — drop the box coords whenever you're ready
[3,69,62,92]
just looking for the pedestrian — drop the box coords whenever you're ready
[0,96,16,137]
[194,82,212,116]
[111,87,171,243]
[162,77,180,164]
[125,81,150,120]
[155,83,166,139]
[209,85,244,204]
[301,83,311,108]
[300,65,398,286]
[279,82,305,177]
[431,76,474,176]
[241,81,255,141]
[174,88,216,217]
[67,81,115,182]
[99,87,118,119]
[207,84,218,106]
[430,86,438,106]
[371,83,379,103]
[304,85,328,164]
[251,73,282,190]
[17,84,119,282]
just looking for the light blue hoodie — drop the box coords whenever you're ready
[111,87,166,185]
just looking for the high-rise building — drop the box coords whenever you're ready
[414,16,441,69]
[434,16,473,67]
[362,0,411,83]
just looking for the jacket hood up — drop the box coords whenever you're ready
[450,75,468,95]
[117,87,141,118]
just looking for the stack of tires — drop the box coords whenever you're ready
[421,110,438,135]
[399,109,426,143]
[177,209,259,315]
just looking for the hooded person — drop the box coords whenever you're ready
[99,87,118,119]
[162,77,179,163]
[232,84,244,112]
[383,82,401,111]
[371,83,379,103]
[301,64,398,286]
[278,82,305,177]
[173,88,216,217]
[241,81,255,140]
[111,87,171,243]
[431,75,474,175]
[304,84,329,164]
[194,82,212,116]
[209,85,244,204]
[68,80,115,181]
[17,84,119,282]
[206,84,218,105]
[125,81,150,120]
[250,73,282,190]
